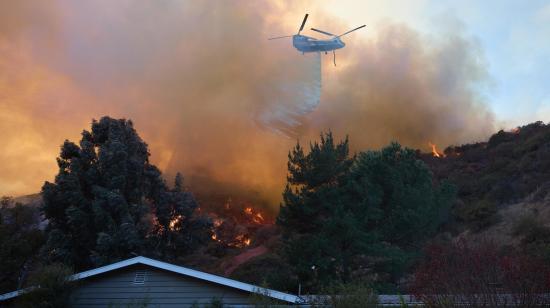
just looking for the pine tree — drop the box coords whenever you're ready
[346,143,455,286]
[277,134,455,291]
[277,132,363,287]
[278,132,354,233]
[41,117,210,269]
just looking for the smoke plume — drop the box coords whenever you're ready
[0,1,494,210]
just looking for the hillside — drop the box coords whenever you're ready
[420,121,550,246]
[5,121,550,295]
[231,122,550,291]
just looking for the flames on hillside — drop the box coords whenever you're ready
[428,142,445,158]
[199,141,460,250]
[163,197,270,249]
[169,215,184,232]
[426,141,465,159]
[207,199,270,248]
[244,207,265,224]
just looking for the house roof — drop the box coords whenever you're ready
[0,256,305,304]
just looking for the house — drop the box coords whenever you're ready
[0,256,305,307]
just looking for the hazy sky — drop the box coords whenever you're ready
[0,1,548,199]
[326,0,550,125]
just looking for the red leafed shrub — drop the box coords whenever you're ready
[410,240,550,307]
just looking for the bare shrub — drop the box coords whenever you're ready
[410,240,550,307]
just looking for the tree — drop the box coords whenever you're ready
[277,134,454,291]
[0,197,45,294]
[14,263,75,308]
[41,116,210,270]
[277,132,360,287]
[151,173,212,260]
[346,143,454,284]
[278,132,354,234]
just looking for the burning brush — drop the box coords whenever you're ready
[428,142,445,158]
[208,200,270,248]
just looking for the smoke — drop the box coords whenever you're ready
[0,1,494,210]
[307,22,495,150]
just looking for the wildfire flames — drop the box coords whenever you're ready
[234,234,252,247]
[213,218,224,228]
[208,204,268,248]
[169,215,183,231]
[428,142,445,158]
[244,207,265,224]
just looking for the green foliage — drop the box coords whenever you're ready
[348,143,454,288]
[278,132,354,234]
[349,143,454,246]
[41,117,211,270]
[277,133,454,291]
[14,263,74,308]
[0,197,45,294]
[277,132,360,288]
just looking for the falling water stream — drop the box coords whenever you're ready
[258,52,322,137]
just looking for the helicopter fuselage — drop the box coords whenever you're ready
[292,34,345,53]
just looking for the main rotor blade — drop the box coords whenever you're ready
[298,14,309,33]
[268,35,293,40]
[310,28,336,37]
[337,25,366,37]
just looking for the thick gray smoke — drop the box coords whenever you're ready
[305,23,495,151]
[0,1,495,210]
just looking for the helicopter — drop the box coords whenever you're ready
[268,14,366,66]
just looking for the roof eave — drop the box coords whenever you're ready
[2,256,303,304]
[70,256,302,303]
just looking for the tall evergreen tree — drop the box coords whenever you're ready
[277,134,454,291]
[41,117,210,270]
[277,132,363,287]
[346,143,455,287]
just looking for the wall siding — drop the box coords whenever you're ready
[70,264,264,308]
